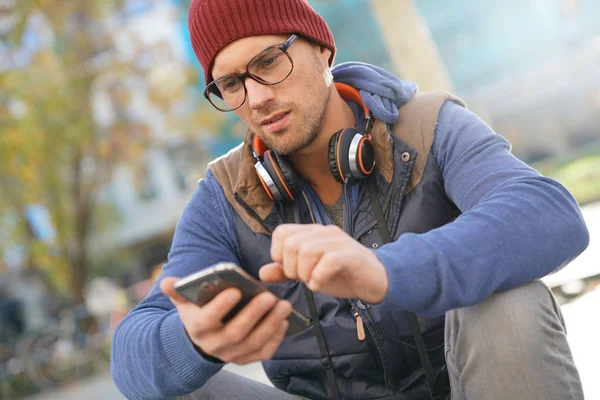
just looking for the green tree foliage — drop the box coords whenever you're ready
[0,1,199,300]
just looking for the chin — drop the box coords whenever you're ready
[270,142,296,156]
[281,137,316,156]
[260,124,317,155]
[266,141,296,156]
[260,131,292,154]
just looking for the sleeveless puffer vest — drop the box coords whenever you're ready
[208,92,465,400]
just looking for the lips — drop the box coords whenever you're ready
[261,112,289,125]
[259,111,291,134]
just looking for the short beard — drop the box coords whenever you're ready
[276,94,329,156]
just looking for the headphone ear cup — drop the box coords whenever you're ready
[261,150,288,201]
[328,128,363,184]
[254,160,276,201]
[272,152,300,200]
[328,130,344,184]
[355,137,375,178]
[262,150,299,201]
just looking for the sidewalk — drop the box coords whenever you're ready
[561,285,600,399]
[23,372,126,400]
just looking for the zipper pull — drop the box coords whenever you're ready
[354,312,366,341]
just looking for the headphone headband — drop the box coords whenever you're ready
[334,82,370,119]
[252,134,268,161]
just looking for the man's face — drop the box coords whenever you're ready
[211,35,333,155]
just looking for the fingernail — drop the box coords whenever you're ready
[308,280,318,291]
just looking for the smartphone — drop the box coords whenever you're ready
[174,262,310,336]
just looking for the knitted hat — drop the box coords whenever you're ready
[188,0,336,85]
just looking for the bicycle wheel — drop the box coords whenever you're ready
[18,329,85,389]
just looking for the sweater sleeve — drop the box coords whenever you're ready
[376,100,590,317]
[110,171,242,399]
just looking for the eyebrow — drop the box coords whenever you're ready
[212,63,246,81]
[212,38,287,80]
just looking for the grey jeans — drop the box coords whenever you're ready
[181,281,584,400]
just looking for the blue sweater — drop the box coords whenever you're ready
[111,65,589,399]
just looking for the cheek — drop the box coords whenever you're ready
[284,71,321,109]
[234,107,253,126]
[285,58,320,95]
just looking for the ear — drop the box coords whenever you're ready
[318,45,332,65]
[310,41,331,67]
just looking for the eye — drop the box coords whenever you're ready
[260,55,280,68]
[223,79,237,89]
[263,56,276,66]
[218,77,241,93]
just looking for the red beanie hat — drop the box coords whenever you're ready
[188,0,336,85]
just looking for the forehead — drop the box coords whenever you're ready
[211,34,291,79]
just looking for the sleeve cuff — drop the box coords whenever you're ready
[373,235,439,316]
[160,312,224,388]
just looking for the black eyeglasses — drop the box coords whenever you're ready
[204,35,298,112]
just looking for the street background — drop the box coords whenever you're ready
[1,0,599,399]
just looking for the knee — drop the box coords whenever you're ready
[446,281,566,362]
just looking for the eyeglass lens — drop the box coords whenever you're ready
[207,46,293,111]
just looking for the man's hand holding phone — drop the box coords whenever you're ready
[161,277,292,365]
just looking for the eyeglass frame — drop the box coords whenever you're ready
[204,34,298,112]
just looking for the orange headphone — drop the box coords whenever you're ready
[253,82,375,202]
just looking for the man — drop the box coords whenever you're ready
[110,1,590,399]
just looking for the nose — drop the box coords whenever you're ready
[245,78,276,110]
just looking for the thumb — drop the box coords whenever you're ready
[160,276,188,305]
[259,263,289,283]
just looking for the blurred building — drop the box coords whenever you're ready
[416,0,600,162]
[417,0,600,94]
[309,0,600,162]
[467,38,600,162]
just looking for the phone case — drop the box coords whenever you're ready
[174,263,310,336]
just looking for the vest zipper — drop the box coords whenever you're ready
[353,311,366,341]
[343,184,365,341]
[349,302,366,341]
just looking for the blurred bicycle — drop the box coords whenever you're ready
[17,296,106,390]
[0,295,113,398]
